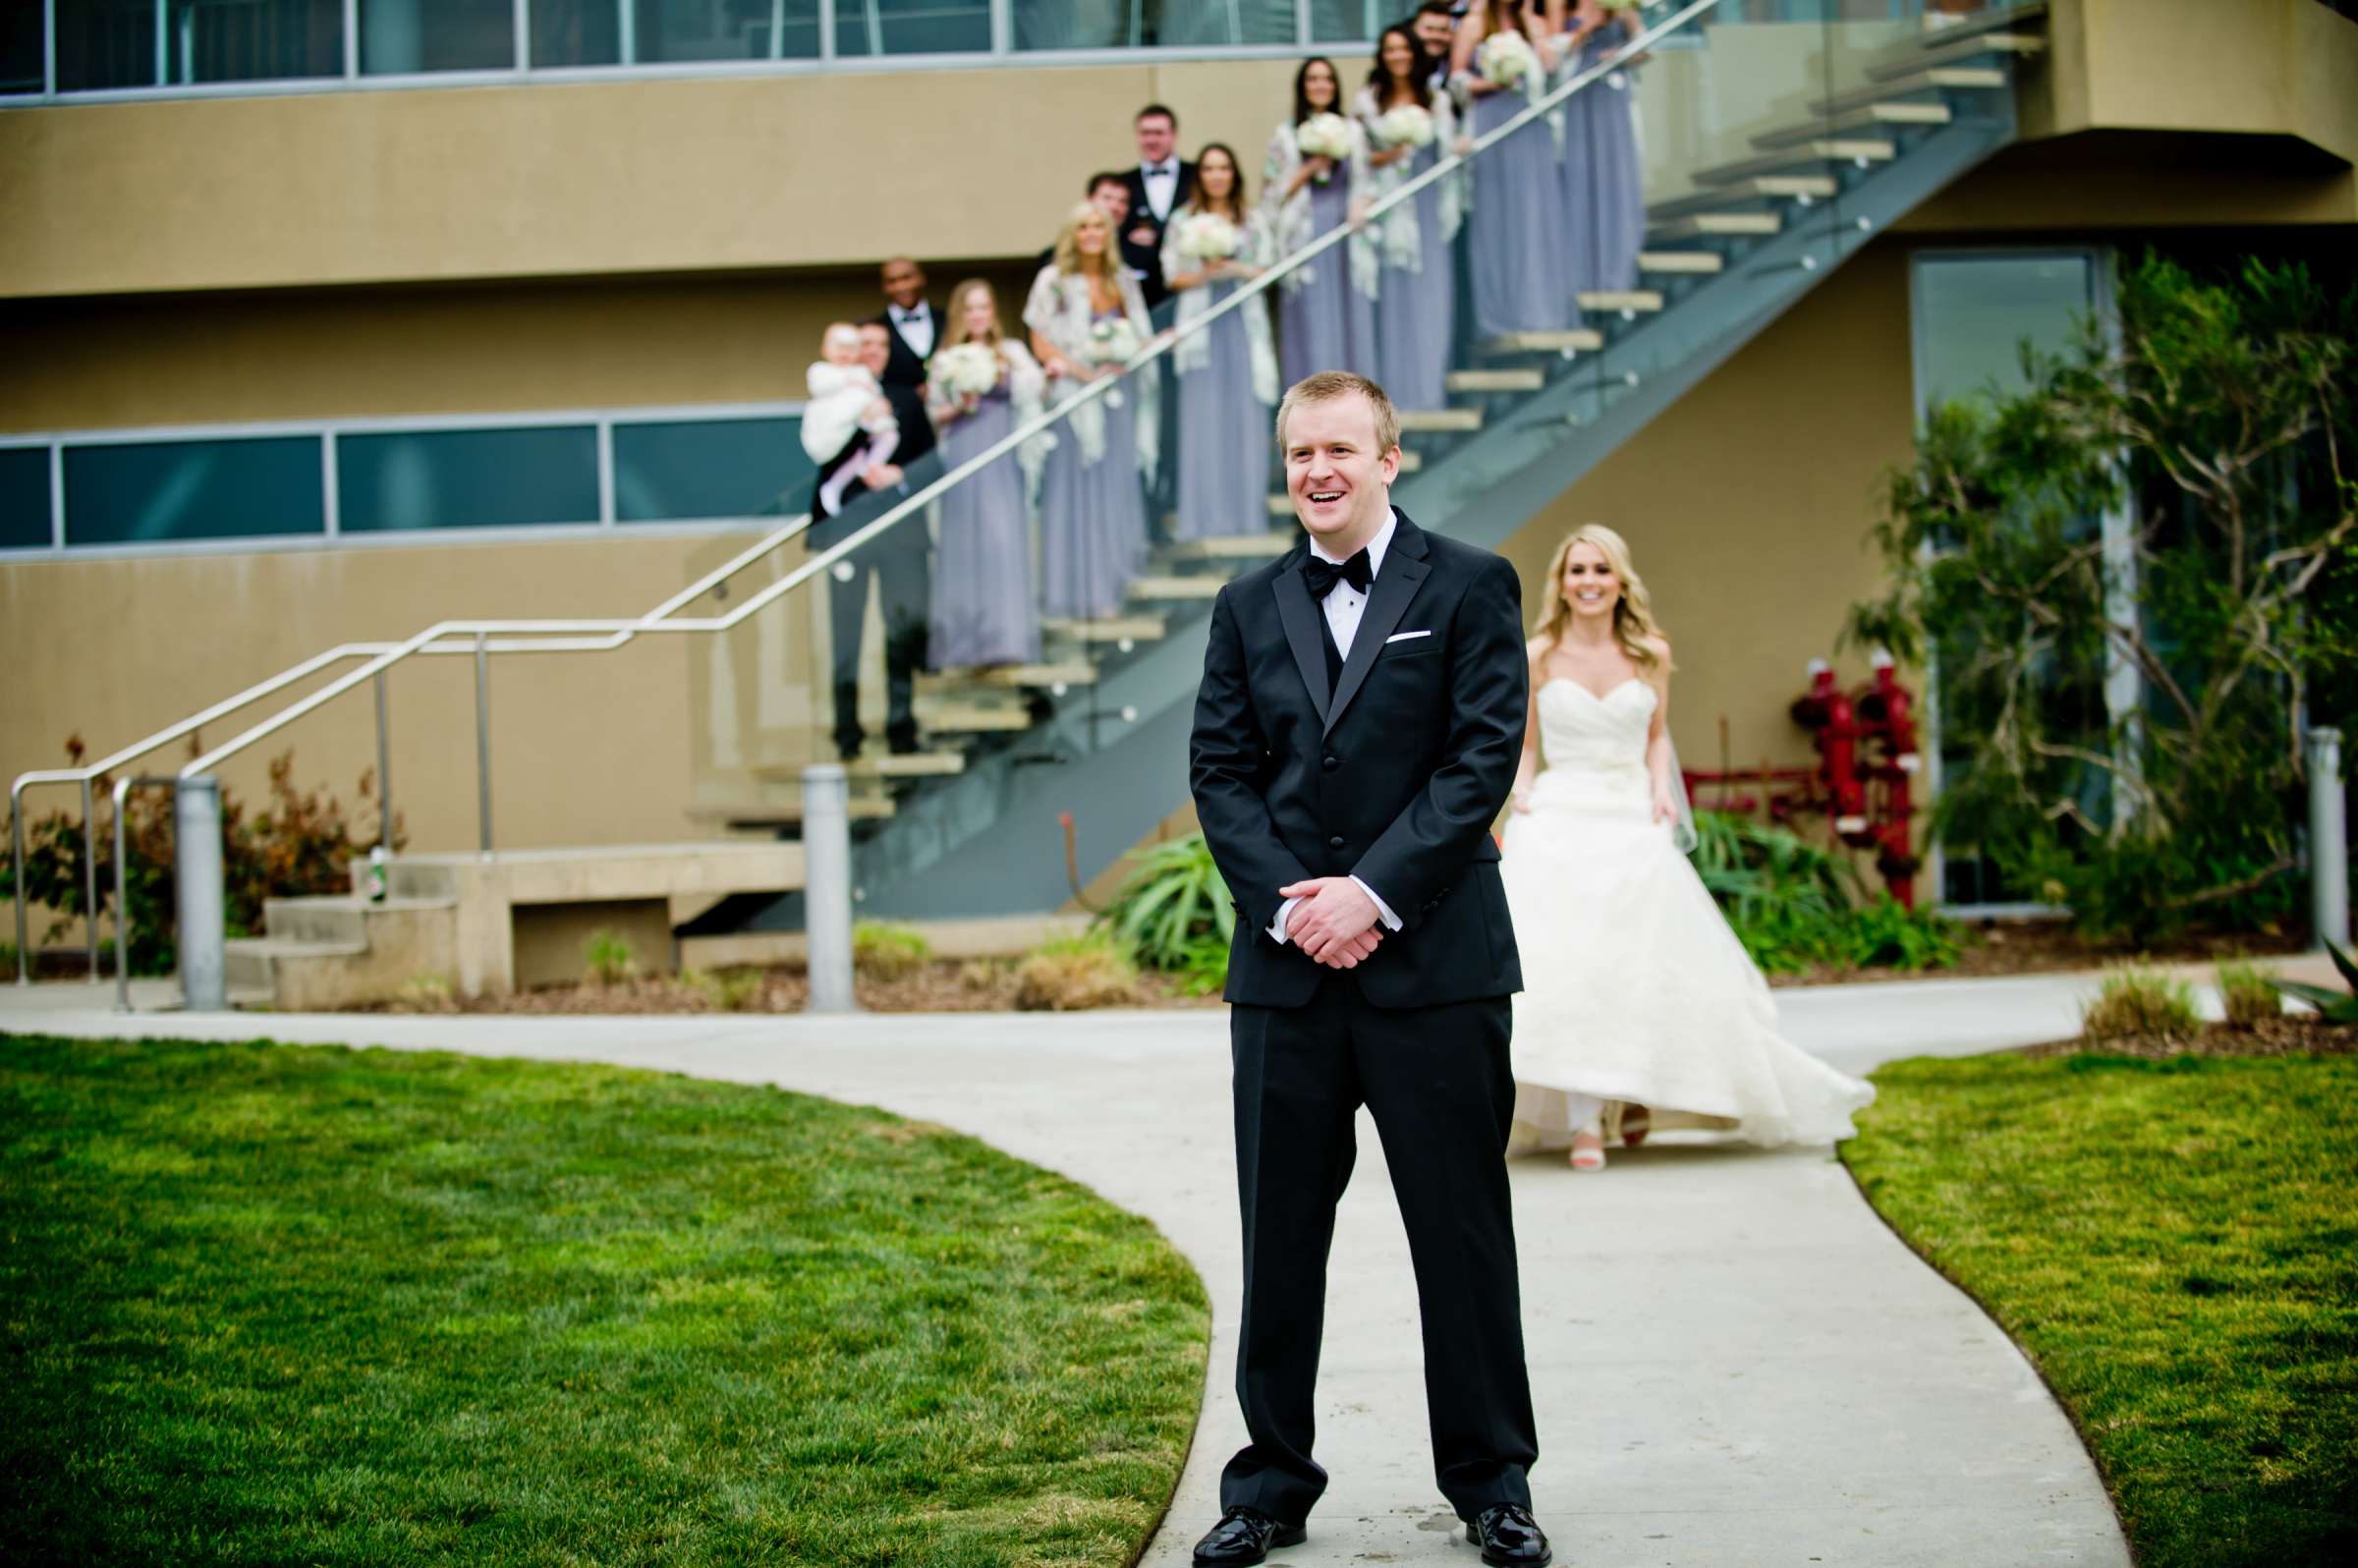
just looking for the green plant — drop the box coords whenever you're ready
[2216,960,2282,1028]
[400,973,456,1013]
[2081,968,2200,1042]
[1014,932,1140,1011]
[1099,832,1236,978]
[1849,253,2357,941]
[1834,897,1966,973]
[852,921,931,980]
[2274,940,2358,1024]
[583,928,635,987]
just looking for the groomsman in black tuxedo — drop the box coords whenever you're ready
[1119,103,1196,313]
[1037,172,1143,290]
[870,256,941,437]
[1414,1,1465,92]
[1186,371,1550,1568]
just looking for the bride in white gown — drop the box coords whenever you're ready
[1502,524,1875,1170]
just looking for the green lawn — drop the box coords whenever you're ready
[0,1034,1208,1566]
[1842,1052,2358,1568]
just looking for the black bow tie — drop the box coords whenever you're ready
[1303,549,1373,601]
[1146,163,1175,177]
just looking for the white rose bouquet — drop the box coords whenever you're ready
[1086,316,1143,367]
[1372,104,1436,150]
[1295,112,1354,181]
[1477,29,1542,89]
[1172,211,1241,264]
[929,342,1001,399]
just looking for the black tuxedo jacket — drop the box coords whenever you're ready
[859,306,940,468]
[1119,160,1196,311]
[1190,512,1527,1010]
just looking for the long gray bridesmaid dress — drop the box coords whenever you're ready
[1467,76,1576,339]
[1279,162,1378,384]
[1039,310,1151,620]
[929,375,1040,667]
[1560,30,1646,298]
[1376,139,1458,412]
[1173,276,1275,541]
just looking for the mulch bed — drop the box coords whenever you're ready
[353,959,1223,1016]
[2016,1017,2358,1059]
[1763,919,2310,989]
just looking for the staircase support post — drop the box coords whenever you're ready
[175,775,228,1012]
[802,763,860,1014]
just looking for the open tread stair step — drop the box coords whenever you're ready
[1869,31,2046,80]
[1753,101,1951,151]
[1447,367,1545,393]
[1647,211,1780,243]
[1637,250,1726,275]
[1814,65,2007,117]
[1692,140,1895,185]
[1128,575,1228,601]
[1577,290,1663,312]
[1648,176,1834,219]
[1041,615,1166,643]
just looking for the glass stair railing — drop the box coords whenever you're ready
[678,0,2047,932]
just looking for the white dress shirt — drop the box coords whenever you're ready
[1141,160,1182,221]
[1268,509,1407,949]
[889,303,935,360]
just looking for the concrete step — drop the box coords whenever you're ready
[1485,328,1606,354]
[1576,289,1663,313]
[1041,615,1166,644]
[1869,31,2045,80]
[1174,523,1297,553]
[226,936,370,995]
[1648,176,1834,220]
[1398,407,1486,433]
[1754,101,1951,151]
[262,893,454,946]
[1647,211,1780,243]
[1447,367,1545,394]
[1693,140,1895,186]
[1814,65,2007,117]
[1638,250,1726,276]
[1128,575,1227,601]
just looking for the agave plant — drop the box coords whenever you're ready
[2273,940,2358,1024]
[1101,833,1236,974]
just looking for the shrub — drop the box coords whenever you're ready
[685,966,764,1012]
[584,929,635,987]
[402,974,456,1013]
[0,736,400,978]
[2080,968,2199,1042]
[1100,832,1235,978]
[2215,961,2281,1028]
[957,958,1009,993]
[1014,933,1139,1011]
[2274,940,2358,1024]
[1834,897,1966,973]
[852,921,931,981]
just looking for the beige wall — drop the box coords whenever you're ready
[0,58,1309,300]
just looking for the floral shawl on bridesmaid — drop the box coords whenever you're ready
[926,338,1053,499]
[1022,262,1159,476]
[1158,208,1280,409]
[1260,117,1380,305]
[1352,85,1465,277]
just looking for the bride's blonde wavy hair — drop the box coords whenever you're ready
[1533,524,1671,674]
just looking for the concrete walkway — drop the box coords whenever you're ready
[0,971,2160,1565]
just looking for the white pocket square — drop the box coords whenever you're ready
[1385,629,1433,644]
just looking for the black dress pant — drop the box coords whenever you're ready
[1221,972,1539,1526]
[814,519,929,756]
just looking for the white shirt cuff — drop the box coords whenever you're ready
[1352,876,1404,931]
[1266,896,1302,946]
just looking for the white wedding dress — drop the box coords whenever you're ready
[1502,678,1875,1150]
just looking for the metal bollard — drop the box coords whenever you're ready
[2308,727,2349,950]
[801,763,860,1014]
[175,775,228,1012]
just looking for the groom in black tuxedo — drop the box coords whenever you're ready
[1187,372,1550,1568]
[1119,103,1196,312]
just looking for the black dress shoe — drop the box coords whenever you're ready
[1192,1504,1306,1565]
[1467,1503,1552,1567]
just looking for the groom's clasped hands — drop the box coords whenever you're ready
[1279,875,1385,969]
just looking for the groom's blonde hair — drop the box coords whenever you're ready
[1275,371,1401,457]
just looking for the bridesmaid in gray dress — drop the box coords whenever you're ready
[1554,0,1647,299]
[1163,143,1281,542]
[1026,202,1159,622]
[926,278,1047,669]
[1264,57,1380,386]
[1454,1,1574,340]
[1360,25,1461,412]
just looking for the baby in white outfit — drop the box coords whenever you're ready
[803,322,901,513]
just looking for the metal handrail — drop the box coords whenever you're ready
[11,0,1717,988]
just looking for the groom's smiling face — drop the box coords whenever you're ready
[1284,392,1400,551]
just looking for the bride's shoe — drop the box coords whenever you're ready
[1619,1103,1652,1148]
[1569,1131,1605,1172]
